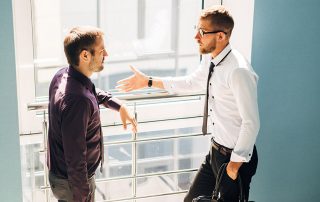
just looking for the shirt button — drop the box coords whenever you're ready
[249,154,251,156]
[210,109,212,112]
[209,83,212,86]
[212,96,214,99]
[212,122,215,125]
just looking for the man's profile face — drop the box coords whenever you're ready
[88,37,108,73]
[194,19,217,54]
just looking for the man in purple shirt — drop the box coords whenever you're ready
[48,26,137,202]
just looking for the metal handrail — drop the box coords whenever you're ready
[27,90,204,111]
[104,131,206,146]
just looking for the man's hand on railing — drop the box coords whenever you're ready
[119,104,137,133]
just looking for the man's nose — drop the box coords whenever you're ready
[194,31,200,40]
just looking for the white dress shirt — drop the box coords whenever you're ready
[162,44,260,162]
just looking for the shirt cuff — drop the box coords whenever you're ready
[230,150,252,163]
[162,77,176,94]
[105,97,122,111]
[96,89,122,111]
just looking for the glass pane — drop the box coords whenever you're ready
[28,188,68,202]
[137,126,200,140]
[137,139,174,175]
[102,127,132,143]
[20,140,52,202]
[178,0,202,55]
[144,0,172,53]
[137,136,209,175]
[32,0,202,97]
[20,143,46,194]
[33,0,97,62]
[32,0,61,62]
[61,0,97,29]
[95,178,133,201]
[97,143,132,179]
[99,0,138,58]
[135,171,197,197]
[31,189,46,202]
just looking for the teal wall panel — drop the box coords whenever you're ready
[250,0,320,201]
[0,0,23,201]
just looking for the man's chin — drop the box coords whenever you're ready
[95,66,104,72]
[199,48,208,55]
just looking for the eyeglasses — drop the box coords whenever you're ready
[195,27,227,37]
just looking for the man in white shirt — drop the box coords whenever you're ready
[117,5,259,202]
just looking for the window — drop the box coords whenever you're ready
[31,0,201,97]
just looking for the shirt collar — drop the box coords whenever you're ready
[210,43,232,66]
[68,66,95,92]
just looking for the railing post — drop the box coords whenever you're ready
[173,129,179,191]
[132,102,138,201]
[42,110,50,202]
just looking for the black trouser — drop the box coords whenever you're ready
[184,142,258,202]
[49,171,96,202]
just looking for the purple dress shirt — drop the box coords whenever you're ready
[47,66,121,201]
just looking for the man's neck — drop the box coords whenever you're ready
[74,64,92,78]
[211,42,229,58]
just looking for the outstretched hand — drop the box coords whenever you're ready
[116,65,148,92]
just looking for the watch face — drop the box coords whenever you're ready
[148,77,152,87]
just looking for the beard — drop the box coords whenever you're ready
[89,59,104,72]
[199,39,216,54]
[95,65,104,72]
[199,44,216,54]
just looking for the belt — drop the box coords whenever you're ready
[211,139,233,156]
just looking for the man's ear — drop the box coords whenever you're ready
[217,32,225,41]
[79,50,91,62]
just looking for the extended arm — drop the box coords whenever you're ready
[116,66,164,91]
[117,63,208,94]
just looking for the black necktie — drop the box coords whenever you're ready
[92,84,104,173]
[202,62,215,135]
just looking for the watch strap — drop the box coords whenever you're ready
[148,77,153,87]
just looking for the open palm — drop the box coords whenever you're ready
[116,65,148,92]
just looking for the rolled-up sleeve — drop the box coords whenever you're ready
[229,68,260,162]
[95,88,122,111]
[61,95,92,202]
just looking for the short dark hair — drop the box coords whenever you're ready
[200,5,234,36]
[63,26,104,67]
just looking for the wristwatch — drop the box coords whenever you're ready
[148,77,153,87]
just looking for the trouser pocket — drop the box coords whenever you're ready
[49,172,73,201]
